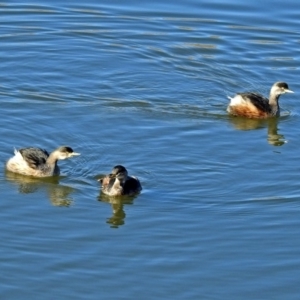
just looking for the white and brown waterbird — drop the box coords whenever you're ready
[227,82,294,119]
[98,165,142,196]
[6,146,80,177]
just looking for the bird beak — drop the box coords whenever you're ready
[71,152,81,156]
[285,89,294,93]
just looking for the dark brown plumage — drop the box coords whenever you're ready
[6,146,80,177]
[99,165,142,196]
[227,82,294,119]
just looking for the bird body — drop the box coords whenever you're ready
[6,146,80,177]
[227,82,294,119]
[99,165,142,196]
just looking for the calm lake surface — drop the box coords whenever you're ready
[1,0,300,299]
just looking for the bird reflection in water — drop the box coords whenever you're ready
[228,116,286,146]
[5,170,75,206]
[98,193,137,228]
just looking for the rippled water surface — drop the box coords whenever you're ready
[1,0,300,299]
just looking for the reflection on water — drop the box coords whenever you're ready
[266,119,287,146]
[5,171,75,206]
[98,193,137,228]
[228,117,286,146]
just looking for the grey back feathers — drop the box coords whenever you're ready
[19,147,49,170]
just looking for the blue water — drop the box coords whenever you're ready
[1,1,300,299]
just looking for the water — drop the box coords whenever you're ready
[1,0,300,299]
